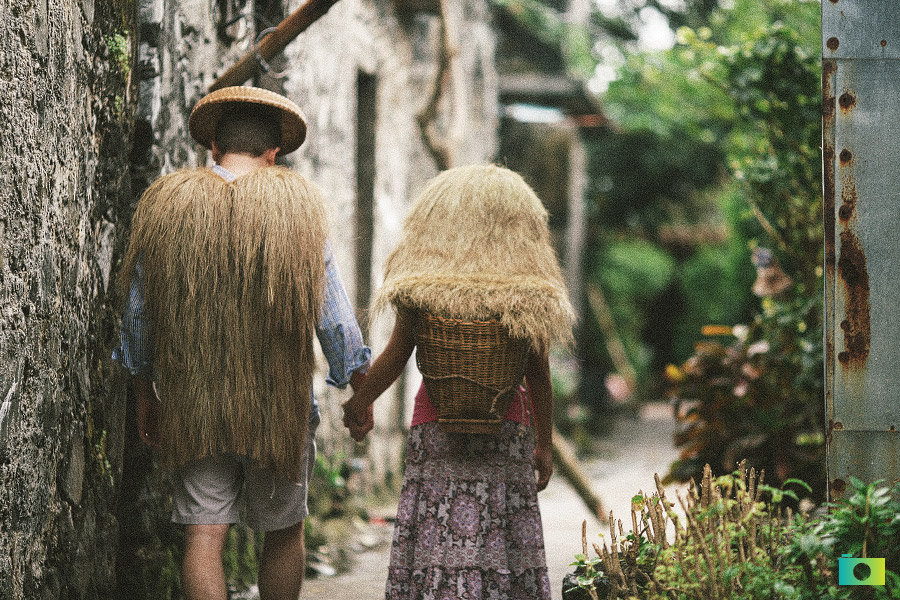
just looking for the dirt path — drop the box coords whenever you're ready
[301,402,682,599]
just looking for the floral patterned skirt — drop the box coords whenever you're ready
[385,421,552,600]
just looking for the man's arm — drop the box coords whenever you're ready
[135,376,161,448]
[112,262,159,448]
[316,242,372,435]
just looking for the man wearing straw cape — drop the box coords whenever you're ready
[114,86,371,600]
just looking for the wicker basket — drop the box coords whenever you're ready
[415,312,527,434]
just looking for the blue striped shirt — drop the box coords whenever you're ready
[112,165,370,420]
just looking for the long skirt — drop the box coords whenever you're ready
[385,421,552,600]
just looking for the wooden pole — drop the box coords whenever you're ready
[586,284,637,395]
[209,0,341,92]
[553,425,607,522]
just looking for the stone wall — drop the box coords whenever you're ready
[0,1,136,598]
[0,0,499,596]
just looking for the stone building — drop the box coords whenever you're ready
[0,0,501,597]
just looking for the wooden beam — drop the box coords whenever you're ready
[209,0,341,92]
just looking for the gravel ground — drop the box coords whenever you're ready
[301,402,684,599]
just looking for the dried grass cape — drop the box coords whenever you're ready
[373,164,575,351]
[120,166,327,480]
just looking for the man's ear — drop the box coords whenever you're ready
[263,147,279,165]
[211,141,223,163]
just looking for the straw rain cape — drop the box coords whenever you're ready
[119,167,327,480]
[373,164,575,350]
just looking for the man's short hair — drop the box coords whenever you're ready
[213,103,282,156]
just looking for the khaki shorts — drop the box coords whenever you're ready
[171,422,317,532]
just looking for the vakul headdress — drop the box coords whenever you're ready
[372,164,575,351]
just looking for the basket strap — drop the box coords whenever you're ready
[420,373,517,415]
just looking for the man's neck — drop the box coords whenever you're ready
[216,152,271,178]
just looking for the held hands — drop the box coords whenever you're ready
[342,397,374,442]
[534,444,553,492]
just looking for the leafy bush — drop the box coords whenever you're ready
[665,293,824,499]
[663,0,823,492]
[567,466,900,599]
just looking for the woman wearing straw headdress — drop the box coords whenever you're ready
[114,86,371,600]
[343,164,574,600]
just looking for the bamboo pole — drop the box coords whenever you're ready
[209,0,341,92]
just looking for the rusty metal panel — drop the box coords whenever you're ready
[822,0,900,59]
[829,431,900,497]
[824,1,900,499]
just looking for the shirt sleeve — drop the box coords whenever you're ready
[111,261,155,379]
[316,241,371,388]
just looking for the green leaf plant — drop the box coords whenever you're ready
[567,463,900,599]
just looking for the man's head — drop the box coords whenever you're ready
[189,86,307,156]
[213,103,282,157]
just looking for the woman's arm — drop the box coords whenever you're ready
[525,348,553,491]
[342,309,417,440]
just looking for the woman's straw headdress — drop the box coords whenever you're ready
[119,166,327,480]
[373,164,575,350]
[189,86,307,155]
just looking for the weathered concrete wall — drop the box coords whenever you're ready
[280,0,499,489]
[0,1,136,598]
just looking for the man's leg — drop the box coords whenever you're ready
[258,520,305,600]
[182,523,230,600]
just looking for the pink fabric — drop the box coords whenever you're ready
[410,381,531,427]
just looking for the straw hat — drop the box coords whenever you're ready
[189,86,307,155]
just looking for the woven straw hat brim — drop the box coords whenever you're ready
[189,86,307,156]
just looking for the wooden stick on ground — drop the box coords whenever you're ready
[553,425,607,522]
[209,0,341,92]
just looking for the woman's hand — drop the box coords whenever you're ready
[534,444,553,491]
[342,397,374,442]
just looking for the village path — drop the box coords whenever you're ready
[300,402,683,600]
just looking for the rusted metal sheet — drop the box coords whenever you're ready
[824,1,900,499]
[829,431,900,499]
[822,0,900,59]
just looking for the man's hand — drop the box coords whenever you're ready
[534,444,553,492]
[135,377,161,449]
[342,398,374,442]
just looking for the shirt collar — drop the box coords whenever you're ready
[212,164,237,182]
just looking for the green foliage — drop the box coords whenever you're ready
[781,478,900,599]
[667,292,825,498]
[307,452,351,519]
[585,127,725,232]
[223,526,263,593]
[571,468,900,599]
[675,5,822,288]
[673,229,754,360]
[816,479,900,596]
[594,239,675,381]
[569,552,603,590]
[661,0,824,492]
[105,31,130,76]
[491,0,595,78]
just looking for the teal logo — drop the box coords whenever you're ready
[838,554,886,586]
